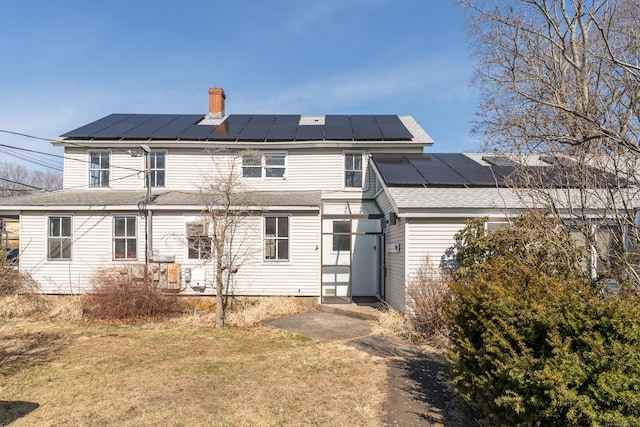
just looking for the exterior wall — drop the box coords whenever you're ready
[150,210,320,296]
[405,219,467,276]
[63,146,391,198]
[19,210,143,294]
[19,209,320,296]
[382,220,406,311]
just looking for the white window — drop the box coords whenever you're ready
[89,151,110,188]
[242,153,286,179]
[146,151,166,187]
[47,216,72,260]
[344,152,363,188]
[264,216,289,261]
[186,222,212,260]
[113,215,137,260]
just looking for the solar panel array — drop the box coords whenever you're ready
[372,153,619,188]
[371,153,508,187]
[61,113,414,141]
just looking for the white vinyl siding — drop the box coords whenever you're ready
[64,148,380,195]
[19,212,115,294]
[405,220,466,277]
[383,220,406,311]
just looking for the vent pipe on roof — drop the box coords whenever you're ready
[208,87,226,118]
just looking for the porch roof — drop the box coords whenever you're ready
[0,189,322,211]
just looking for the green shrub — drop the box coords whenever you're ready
[448,215,640,426]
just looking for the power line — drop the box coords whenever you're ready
[0,138,145,174]
[0,176,44,190]
[0,146,63,171]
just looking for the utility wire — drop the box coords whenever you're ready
[0,138,145,173]
[0,176,44,190]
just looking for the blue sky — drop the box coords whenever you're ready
[0,0,478,172]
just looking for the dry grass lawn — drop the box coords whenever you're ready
[0,318,386,426]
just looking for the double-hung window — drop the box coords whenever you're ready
[186,222,212,260]
[113,215,137,260]
[242,153,286,179]
[89,151,110,188]
[344,152,363,188]
[146,151,166,187]
[48,216,72,260]
[264,216,289,261]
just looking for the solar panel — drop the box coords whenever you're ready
[266,125,298,141]
[371,154,425,185]
[149,115,202,139]
[248,115,277,125]
[324,125,353,140]
[61,114,130,138]
[237,124,271,140]
[374,115,403,125]
[379,124,413,139]
[83,114,147,138]
[325,115,351,126]
[213,115,251,140]
[294,125,324,140]
[351,115,383,140]
[120,115,189,139]
[434,153,499,186]
[61,113,414,142]
[409,155,469,185]
[177,124,216,140]
[273,115,301,125]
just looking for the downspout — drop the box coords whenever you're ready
[145,148,153,262]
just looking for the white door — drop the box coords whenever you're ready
[351,234,379,296]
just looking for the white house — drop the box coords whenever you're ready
[2,88,627,311]
[0,87,434,307]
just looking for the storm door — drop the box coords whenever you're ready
[321,200,382,304]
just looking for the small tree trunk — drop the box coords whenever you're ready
[215,254,225,328]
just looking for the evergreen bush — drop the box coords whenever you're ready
[448,216,640,426]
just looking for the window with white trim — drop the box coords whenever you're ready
[344,152,363,188]
[145,151,166,187]
[242,153,286,179]
[89,151,110,188]
[48,216,72,260]
[186,222,212,260]
[113,215,137,260]
[264,216,289,261]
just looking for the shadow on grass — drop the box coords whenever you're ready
[0,400,40,424]
[0,331,71,377]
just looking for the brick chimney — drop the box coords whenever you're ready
[208,87,226,118]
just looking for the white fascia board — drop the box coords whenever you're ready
[5,205,320,213]
[148,205,319,212]
[369,162,401,215]
[396,208,529,218]
[53,139,427,151]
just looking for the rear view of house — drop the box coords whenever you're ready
[0,87,434,306]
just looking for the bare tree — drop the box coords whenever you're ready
[195,150,259,328]
[459,0,640,284]
[0,161,62,197]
